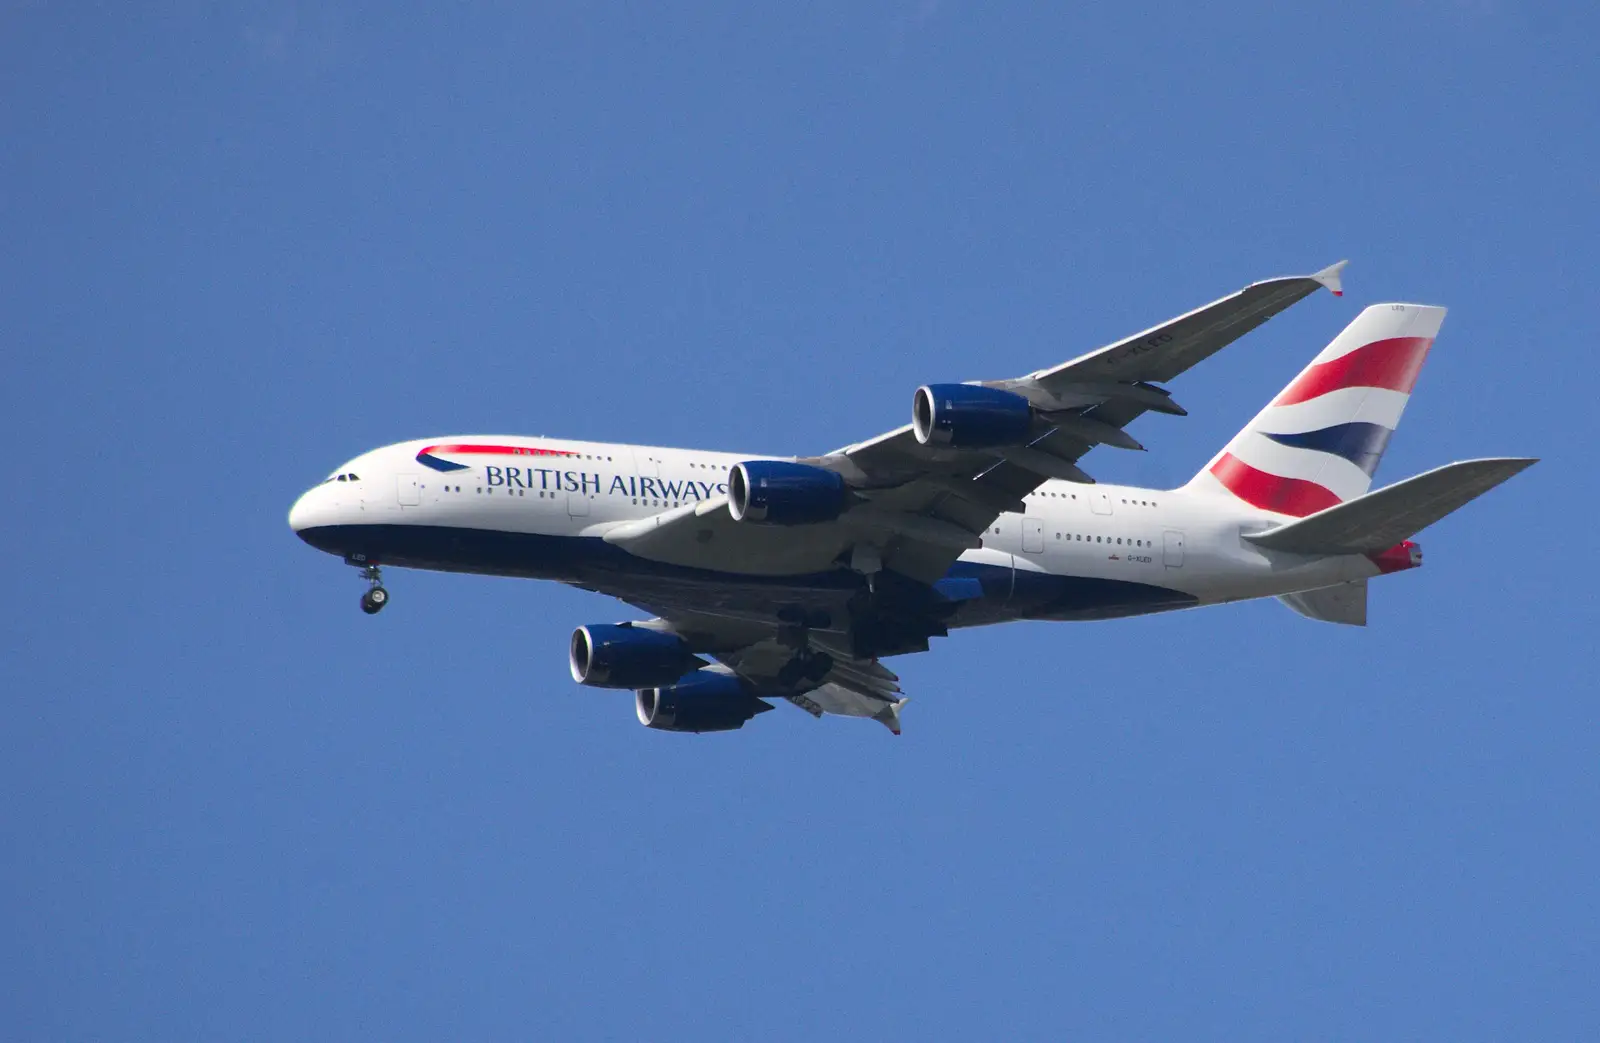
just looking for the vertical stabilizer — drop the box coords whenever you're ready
[1186,303,1445,516]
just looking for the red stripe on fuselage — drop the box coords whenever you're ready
[420,444,577,458]
[1274,336,1433,406]
[1209,452,1342,517]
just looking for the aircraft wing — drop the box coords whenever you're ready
[604,262,1346,587]
[996,260,1346,393]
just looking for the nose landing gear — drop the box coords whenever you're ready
[355,563,389,615]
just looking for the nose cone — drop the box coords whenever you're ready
[288,490,317,539]
[289,487,351,556]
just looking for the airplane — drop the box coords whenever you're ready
[289,262,1535,736]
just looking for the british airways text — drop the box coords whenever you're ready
[484,465,728,500]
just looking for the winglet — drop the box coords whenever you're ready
[1312,259,1348,297]
[873,697,909,736]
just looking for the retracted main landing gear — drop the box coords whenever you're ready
[355,563,388,615]
[774,614,835,689]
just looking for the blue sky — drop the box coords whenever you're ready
[3,4,1596,1040]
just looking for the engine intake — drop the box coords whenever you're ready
[728,460,847,525]
[569,624,701,689]
[636,670,774,733]
[913,383,1033,448]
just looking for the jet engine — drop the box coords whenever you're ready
[635,670,774,733]
[569,624,701,689]
[912,383,1033,448]
[727,460,848,525]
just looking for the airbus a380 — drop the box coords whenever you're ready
[289,262,1534,735]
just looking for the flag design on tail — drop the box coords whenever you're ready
[1189,304,1446,517]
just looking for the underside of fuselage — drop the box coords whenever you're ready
[296,522,1198,653]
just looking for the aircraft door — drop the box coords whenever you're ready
[397,473,422,507]
[987,514,1020,552]
[567,479,592,517]
[1163,530,1185,567]
[1022,517,1044,554]
[1090,491,1113,516]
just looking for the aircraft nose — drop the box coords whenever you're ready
[288,489,320,538]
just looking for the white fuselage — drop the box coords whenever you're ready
[289,435,1395,627]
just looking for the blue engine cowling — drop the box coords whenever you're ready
[728,460,847,525]
[912,383,1033,448]
[635,670,774,733]
[569,624,701,689]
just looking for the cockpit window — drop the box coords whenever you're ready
[337,475,347,482]
[347,473,359,481]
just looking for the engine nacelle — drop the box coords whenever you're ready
[636,670,773,733]
[727,460,847,525]
[913,383,1033,448]
[569,624,700,689]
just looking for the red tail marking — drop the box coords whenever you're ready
[1210,453,1342,517]
[1275,336,1433,406]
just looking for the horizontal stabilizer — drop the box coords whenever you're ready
[1279,580,1367,626]
[1244,457,1537,555]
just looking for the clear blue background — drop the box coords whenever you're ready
[4,4,1595,1040]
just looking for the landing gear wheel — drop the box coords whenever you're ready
[350,561,388,615]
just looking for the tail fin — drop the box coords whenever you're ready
[1187,303,1446,516]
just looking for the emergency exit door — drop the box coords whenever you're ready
[1163,530,1185,567]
